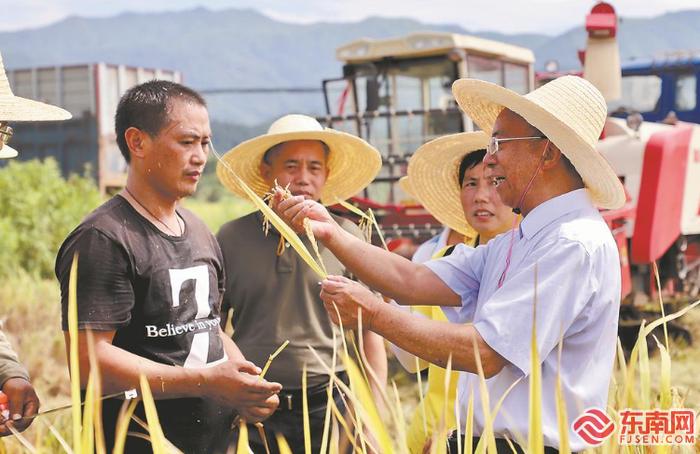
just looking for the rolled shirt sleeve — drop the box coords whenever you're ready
[424,243,486,323]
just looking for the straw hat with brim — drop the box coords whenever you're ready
[452,75,626,210]
[406,132,488,237]
[0,53,72,122]
[0,143,18,159]
[217,114,382,205]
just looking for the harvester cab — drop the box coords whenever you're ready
[318,32,535,241]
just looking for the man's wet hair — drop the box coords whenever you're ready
[262,140,330,165]
[115,80,207,163]
[458,149,487,186]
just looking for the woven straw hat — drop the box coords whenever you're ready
[452,75,625,209]
[217,114,381,205]
[0,53,71,122]
[405,131,488,237]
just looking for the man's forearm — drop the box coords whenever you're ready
[66,333,203,399]
[325,227,459,307]
[220,331,247,363]
[369,304,504,377]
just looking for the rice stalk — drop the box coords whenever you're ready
[463,384,475,454]
[6,425,36,453]
[329,398,361,452]
[638,321,651,410]
[302,364,311,454]
[138,374,167,454]
[652,262,670,351]
[470,334,496,454]
[86,330,105,454]
[41,419,73,454]
[67,253,81,452]
[555,336,571,454]
[236,419,248,454]
[415,356,428,437]
[390,380,409,454]
[275,433,293,454]
[259,340,290,381]
[319,324,338,454]
[528,264,544,454]
[653,335,672,410]
[335,199,387,249]
[80,377,94,454]
[112,399,139,454]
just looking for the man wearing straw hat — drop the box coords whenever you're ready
[0,50,72,436]
[273,76,625,452]
[55,80,282,453]
[392,131,517,453]
[216,114,387,452]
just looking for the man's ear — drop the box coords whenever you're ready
[541,141,562,170]
[124,127,149,160]
[259,160,272,183]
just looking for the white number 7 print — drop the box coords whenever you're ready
[169,265,226,368]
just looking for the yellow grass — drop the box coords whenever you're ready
[1,232,699,453]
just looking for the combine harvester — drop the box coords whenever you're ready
[317,2,700,347]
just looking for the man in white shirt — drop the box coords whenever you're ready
[273,76,626,451]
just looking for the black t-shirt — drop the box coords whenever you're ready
[55,195,230,453]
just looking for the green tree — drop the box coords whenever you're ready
[0,159,101,278]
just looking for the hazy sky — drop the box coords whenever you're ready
[3,0,699,35]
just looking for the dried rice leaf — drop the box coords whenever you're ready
[67,253,82,454]
[138,375,167,454]
[259,340,290,381]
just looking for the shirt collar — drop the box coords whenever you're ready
[437,227,451,247]
[518,188,592,240]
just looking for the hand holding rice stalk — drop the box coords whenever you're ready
[263,181,327,275]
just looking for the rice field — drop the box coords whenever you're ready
[0,195,698,452]
[1,265,699,452]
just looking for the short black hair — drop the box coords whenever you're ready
[115,80,207,163]
[262,140,330,165]
[458,149,487,186]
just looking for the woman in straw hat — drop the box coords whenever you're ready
[0,50,70,437]
[216,114,387,453]
[393,131,517,453]
[273,75,625,452]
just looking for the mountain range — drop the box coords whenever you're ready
[2,6,699,148]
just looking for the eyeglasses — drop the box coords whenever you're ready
[0,122,13,150]
[486,135,546,156]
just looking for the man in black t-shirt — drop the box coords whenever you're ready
[55,81,281,453]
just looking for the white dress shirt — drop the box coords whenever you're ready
[425,189,621,450]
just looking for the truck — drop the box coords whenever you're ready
[4,62,181,194]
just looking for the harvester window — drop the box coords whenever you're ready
[675,74,696,111]
[504,63,529,94]
[609,75,662,114]
[467,55,503,85]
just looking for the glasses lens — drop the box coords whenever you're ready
[487,137,498,155]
